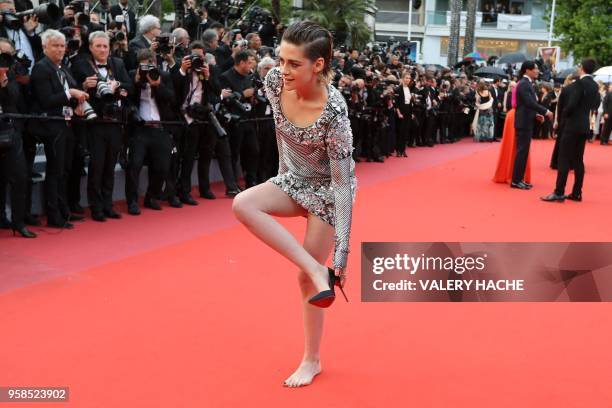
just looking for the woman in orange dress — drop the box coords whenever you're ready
[493,80,532,184]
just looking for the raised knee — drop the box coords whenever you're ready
[231,191,252,221]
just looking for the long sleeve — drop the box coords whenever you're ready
[518,80,548,115]
[264,66,288,175]
[325,113,354,269]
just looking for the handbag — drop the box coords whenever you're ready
[0,126,16,150]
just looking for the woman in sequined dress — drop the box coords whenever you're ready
[232,21,357,388]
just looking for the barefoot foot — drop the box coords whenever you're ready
[283,360,321,388]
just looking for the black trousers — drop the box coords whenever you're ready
[125,126,172,205]
[68,123,86,210]
[86,124,122,214]
[39,125,74,224]
[229,122,259,187]
[396,115,411,153]
[555,130,587,196]
[601,117,611,144]
[194,124,238,193]
[0,133,27,228]
[22,130,37,218]
[512,128,532,184]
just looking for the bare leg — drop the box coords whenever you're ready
[232,182,332,293]
[284,214,335,387]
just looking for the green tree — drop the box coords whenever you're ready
[462,0,476,57]
[293,0,377,49]
[549,0,612,66]
[447,0,463,66]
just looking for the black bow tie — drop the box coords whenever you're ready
[97,64,108,69]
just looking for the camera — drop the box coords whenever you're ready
[96,79,116,102]
[186,102,228,137]
[68,0,88,14]
[0,4,60,30]
[187,54,205,71]
[111,30,126,42]
[69,98,97,120]
[156,35,173,55]
[139,63,160,83]
[233,39,248,49]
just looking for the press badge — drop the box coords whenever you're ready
[63,106,73,120]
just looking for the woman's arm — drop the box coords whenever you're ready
[325,113,354,269]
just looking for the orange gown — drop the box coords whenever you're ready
[493,109,532,184]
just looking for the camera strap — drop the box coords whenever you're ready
[89,59,114,81]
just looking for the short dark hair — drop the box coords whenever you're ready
[136,48,154,62]
[210,22,224,30]
[281,20,333,81]
[519,60,537,78]
[581,58,596,75]
[189,40,205,52]
[233,49,254,66]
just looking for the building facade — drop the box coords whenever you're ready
[373,0,571,68]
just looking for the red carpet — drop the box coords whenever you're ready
[1,139,611,407]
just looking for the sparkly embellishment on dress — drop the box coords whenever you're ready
[264,66,357,269]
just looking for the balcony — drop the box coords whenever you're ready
[426,10,547,31]
[376,10,424,26]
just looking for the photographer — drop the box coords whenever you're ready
[30,29,89,229]
[172,41,217,205]
[127,14,161,72]
[219,49,258,189]
[171,27,190,62]
[0,0,41,70]
[72,31,133,222]
[107,21,129,60]
[109,0,136,40]
[125,48,176,214]
[0,36,35,237]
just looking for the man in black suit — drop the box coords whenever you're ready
[0,0,42,66]
[125,49,178,214]
[601,86,612,145]
[110,0,136,40]
[71,31,133,221]
[512,60,553,189]
[542,59,601,202]
[126,14,161,71]
[30,29,89,228]
[394,71,413,156]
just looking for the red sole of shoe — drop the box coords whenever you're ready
[309,296,335,308]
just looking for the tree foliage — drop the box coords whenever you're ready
[293,0,377,49]
[550,0,612,66]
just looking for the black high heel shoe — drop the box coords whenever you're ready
[12,226,37,238]
[308,267,349,308]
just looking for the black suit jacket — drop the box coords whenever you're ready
[172,68,218,119]
[129,70,178,121]
[515,76,548,130]
[110,4,137,40]
[0,26,42,61]
[395,85,414,116]
[561,75,600,135]
[30,57,78,134]
[70,56,134,116]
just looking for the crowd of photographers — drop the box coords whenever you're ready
[2,1,608,238]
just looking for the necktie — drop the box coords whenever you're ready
[97,64,108,69]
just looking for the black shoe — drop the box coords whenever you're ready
[48,221,74,229]
[540,193,565,202]
[70,204,85,214]
[510,181,530,190]
[225,189,240,198]
[179,194,198,206]
[92,212,107,222]
[200,190,216,200]
[522,181,533,189]
[103,209,122,219]
[128,202,141,215]
[144,197,162,210]
[374,157,384,163]
[12,226,37,238]
[308,267,349,308]
[69,213,86,222]
[565,193,582,202]
[168,196,183,208]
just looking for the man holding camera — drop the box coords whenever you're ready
[30,29,88,229]
[72,31,132,222]
[0,0,42,70]
[127,14,161,72]
[172,41,215,205]
[219,49,258,189]
[109,0,136,40]
[125,48,176,214]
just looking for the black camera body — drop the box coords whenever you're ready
[187,54,205,71]
[156,35,173,55]
[139,63,160,83]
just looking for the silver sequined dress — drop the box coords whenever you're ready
[264,66,357,269]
